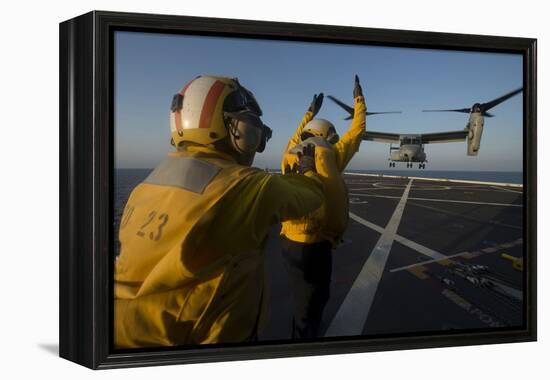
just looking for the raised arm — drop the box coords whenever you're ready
[283,93,324,155]
[333,76,367,171]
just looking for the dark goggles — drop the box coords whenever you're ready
[225,111,272,153]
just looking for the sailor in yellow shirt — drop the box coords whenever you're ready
[114,75,327,348]
[280,75,367,338]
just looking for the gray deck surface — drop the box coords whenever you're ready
[259,174,524,341]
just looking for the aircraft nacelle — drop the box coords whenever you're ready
[467,114,485,156]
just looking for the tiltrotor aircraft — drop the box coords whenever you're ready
[328,87,522,169]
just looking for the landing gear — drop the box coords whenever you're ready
[419,163,426,169]
[389,162,396,168]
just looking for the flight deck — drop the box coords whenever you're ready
[260,173,524,341]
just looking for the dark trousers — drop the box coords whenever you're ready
[281,238,332,339]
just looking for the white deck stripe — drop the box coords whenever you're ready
[349,213,447,261]
[490,185,523,194]
[345,172,523,188]
[493,282,523,301]
[349,193,522,208]
[350,186,517,193]
[349,213,384,234]
[325,180,413,337]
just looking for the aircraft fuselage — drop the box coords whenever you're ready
[390,143,426,163]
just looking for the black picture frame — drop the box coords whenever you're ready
[59,10,537,369]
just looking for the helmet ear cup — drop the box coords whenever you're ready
[327,126,340,144]
[327,133,340,144]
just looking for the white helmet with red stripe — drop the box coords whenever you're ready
[170,75,271,153]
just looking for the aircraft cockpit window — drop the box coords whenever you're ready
[402,137,419,145]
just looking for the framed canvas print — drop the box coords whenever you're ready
[59,11,537,369]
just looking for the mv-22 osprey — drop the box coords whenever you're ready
[328,88,522,169]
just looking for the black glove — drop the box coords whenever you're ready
[353,75,363,98]
[307,93,324,117]
[283,163,300,175]
[297,144,316,173]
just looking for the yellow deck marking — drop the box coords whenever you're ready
[407,266,429,280]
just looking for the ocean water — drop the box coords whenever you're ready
[114,169,152,255]
[114,168,151,224]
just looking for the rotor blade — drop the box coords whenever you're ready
[422,108,471,114]
[366,111,402,116]
[482,112,494,118]
[328,95,401,119]
[327,95,354,117]
[480,87,523,111]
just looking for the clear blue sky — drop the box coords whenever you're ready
[114,31,523,171]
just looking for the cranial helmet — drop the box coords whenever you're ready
[170,75,272,153]
[301,119,339,145]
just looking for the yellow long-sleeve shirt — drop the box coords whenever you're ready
[280,96,366,246]
[115,146,324,348]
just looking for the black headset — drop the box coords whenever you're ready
[223,79,272,153]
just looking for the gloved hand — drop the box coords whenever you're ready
[353,74,363,98]
[297,144,316,173]
[283,163,297,174]
[307,93,324,117]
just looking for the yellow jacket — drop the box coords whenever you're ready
[114,146,324,348]
[280,96,366,246]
